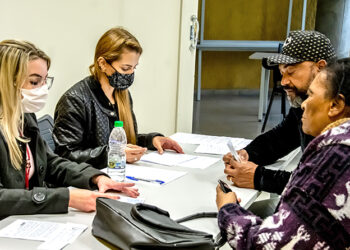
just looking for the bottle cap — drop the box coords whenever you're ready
[114,121,123,127]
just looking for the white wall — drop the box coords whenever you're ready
[0,0,193,136]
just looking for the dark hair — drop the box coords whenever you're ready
[323,57,350,105]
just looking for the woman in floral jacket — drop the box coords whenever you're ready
[217,58,350,249]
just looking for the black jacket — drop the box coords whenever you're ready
[245,107,314,194]
[53,76,162,169]
[0,113,104,218]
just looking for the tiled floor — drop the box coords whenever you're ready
[192,92,289,139]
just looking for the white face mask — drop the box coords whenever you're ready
[21,84,49,113]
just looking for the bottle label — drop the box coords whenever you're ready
[108,160,125,169]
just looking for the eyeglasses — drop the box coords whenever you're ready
[46,76,54,90]
[28,76,54,90]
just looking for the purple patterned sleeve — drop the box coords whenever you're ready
[218,203,262,249]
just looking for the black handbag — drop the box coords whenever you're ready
[92,197,225,250]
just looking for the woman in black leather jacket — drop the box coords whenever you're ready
[0,40,138,218]
[53,27,183,169]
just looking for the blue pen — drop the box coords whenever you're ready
[126,176,165,185]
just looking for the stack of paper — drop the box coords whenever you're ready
[170,132,230,145]
[0,220,87,250]
[195,137,252,155]
[140,151,220,169]
[170,133,252,155]
[125,164,187,185]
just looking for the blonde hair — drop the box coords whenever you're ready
[89,27,142,144]
[0,40,50,170]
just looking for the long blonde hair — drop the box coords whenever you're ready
[0,40,50,170]
[89,27,142,144]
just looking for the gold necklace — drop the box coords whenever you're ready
[321,118,350,134]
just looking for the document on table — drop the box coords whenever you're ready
[170,132,252,155]
[194,137,252,155]
[119,196,145,204]
[170,132,231,145]
[125,164,187,185]
[141,151,196,166]
[140,151,220,169]
[0,219,87,250]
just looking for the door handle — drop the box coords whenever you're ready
[190,15,199,50]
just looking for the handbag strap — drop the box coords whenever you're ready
[175,212,218,223]
[175,212,225,249]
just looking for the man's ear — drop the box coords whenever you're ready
[316,59,327,70]
[97,57,107,72]
[328,94,346,118]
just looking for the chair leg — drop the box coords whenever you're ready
[261,88,276,133]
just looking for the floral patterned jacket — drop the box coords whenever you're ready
[218,120,350,249]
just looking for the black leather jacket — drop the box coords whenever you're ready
[0,113,104,218]
[53,76,162,169]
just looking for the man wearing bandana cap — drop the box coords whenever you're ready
[223,30,336,216]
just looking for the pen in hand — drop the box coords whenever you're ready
[227,140,241,163]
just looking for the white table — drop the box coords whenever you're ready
[0,143,300,249]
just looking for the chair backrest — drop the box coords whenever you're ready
[261,42,284,84]
[37,114,55,151]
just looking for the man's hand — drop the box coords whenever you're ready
[92,175,139,197]
[126,144,147,163]
[68,189,120,212]
[223,149,249,165]
[152,136,184,154]
[224,158,257,189]
[216,184,241,210]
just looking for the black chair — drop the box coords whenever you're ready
[37,114,55,151]
[261,58,286,133]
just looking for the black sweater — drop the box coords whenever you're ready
[245,107,314,194]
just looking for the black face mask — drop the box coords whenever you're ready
[106,64,134,90]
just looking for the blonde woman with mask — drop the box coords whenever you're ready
[53,27,183,169]
[0,40,139,218]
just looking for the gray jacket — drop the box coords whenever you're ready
[0,113,105,219]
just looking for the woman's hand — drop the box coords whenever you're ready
[92,175,140,197]
[152,136,184,154]
[126,144,147,163]
[68,188,120,212]
[216,184,240,210]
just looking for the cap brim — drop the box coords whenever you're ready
[266,54,303,66]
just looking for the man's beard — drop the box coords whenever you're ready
[285,67,316,108]
[287,95,304,108]
[283,86,308,108]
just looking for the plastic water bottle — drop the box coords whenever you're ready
[107,121,127,181]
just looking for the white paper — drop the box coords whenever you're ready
[125,164,186,185]
[118,196,145,204]
[170,133,251,155]
[140,151,220,169]
[177,156,220,169]
[170,132,231,145]
[140,151,197,166]
[0,220,87,250]
[38,223,87,250]
[195,143,230,155]
[194,138,252,155]
[0,220,64,241]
